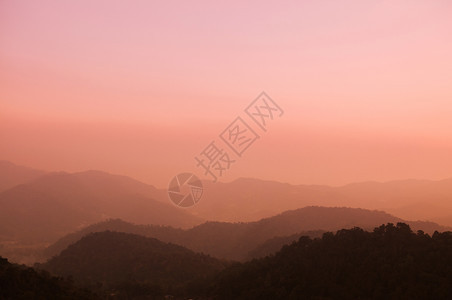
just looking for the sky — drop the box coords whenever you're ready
[1,0,452,188]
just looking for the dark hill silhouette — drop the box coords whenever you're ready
[0,160,46,192]
[0,256,96,299]
[206,223,452,299]
[0,171,202,244]
[44,219,184,259]
[37,223,452,299]
[45,207,449,262]
[42,231,227,290]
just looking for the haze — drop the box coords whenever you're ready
[1,0,452,188]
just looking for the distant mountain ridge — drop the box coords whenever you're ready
[0,160,46,192]
[0,168,202,244]
[187,176,452,226]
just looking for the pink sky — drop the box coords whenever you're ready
[1,0,452,187]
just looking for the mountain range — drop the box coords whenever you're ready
[3,161,452,298]
[44,206,449,262]
[1,160,452,264]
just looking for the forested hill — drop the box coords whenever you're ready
[7,223,452,299]
[0,256,97,299]
[208,223,452,299]
[42,231,227,289]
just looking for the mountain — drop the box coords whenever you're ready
[206,223,452,299]
[42,231,227,294]
[0,160,46,192]
[0,170,202,244]
[187,177,452,226]
[0,256,97,299]
[45,207,449,262]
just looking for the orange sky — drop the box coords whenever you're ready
[1,0,452,187]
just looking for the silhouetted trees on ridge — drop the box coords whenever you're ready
[209,223,452,299]
[4,223,452,299]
